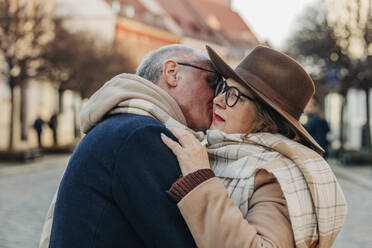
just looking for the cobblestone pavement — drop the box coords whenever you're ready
[332,176,372,248]
[0,155,69,248]
[0,155,371,248]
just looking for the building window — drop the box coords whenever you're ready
[112,0,121,14]
[144,13,154,23]
[125,5,135,18]
[156,17,164,27]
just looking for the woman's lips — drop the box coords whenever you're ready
[213,113,225,122]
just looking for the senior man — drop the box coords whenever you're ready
[41,44,219,247]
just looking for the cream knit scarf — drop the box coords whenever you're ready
[80,73,188,133]
[206,130,347,248]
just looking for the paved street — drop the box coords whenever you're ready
[0,155,371,248]
[0,155,69,248]
[332,175,372,248]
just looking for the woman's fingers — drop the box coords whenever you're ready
[160,128,210,176]
[160,133,182,155]
[166,126,197,147]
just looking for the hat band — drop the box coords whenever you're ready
[235,67,303,120]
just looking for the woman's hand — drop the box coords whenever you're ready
[161,126,210,176]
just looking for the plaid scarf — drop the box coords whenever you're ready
[206,130,347,248]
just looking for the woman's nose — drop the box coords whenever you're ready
[213,93,226,108]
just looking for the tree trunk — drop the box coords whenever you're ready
[364,87,371,151]
[20,83,28,141]
[58,88,64,114]
[339,94,347,151]
[73,93,80,139]
[8,84,15,152]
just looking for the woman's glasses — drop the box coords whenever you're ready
[175,62,255,106]
[215,80,255,107]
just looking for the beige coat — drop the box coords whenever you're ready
[178,170,294,247]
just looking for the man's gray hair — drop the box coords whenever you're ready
[136,44,204,83]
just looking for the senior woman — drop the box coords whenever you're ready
[161,46,347,248]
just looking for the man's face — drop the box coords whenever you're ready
[174,58,216,131]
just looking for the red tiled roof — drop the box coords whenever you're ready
[188,0,260,48]
[156,0,224,44]
[108,0,260,49]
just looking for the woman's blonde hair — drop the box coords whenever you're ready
[248,99,310,147]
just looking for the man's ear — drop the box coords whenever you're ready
[162,60,178,87]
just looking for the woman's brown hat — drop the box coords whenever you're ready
[206,45,324,154]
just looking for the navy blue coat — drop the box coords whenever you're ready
[305,114,330,151]
[50,114,196,247]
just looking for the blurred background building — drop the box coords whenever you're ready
[0,0,261,156]
[1,0,371,160]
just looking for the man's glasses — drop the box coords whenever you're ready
[177,62,223,88]
[214,80,255,107]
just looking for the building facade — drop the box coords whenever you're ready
[1,0,261,153]
[108,0,261,67]
[0,0,116,152]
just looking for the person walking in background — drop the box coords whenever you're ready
[48,113,58,146]
[33,116,44,148]
[305,98,330,157]
[361,122,372,151]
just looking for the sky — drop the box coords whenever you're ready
[232,0,318,50]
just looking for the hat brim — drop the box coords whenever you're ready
[206,45,324,154]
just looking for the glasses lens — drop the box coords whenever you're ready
[226,87,239,106]
[214,79,225,96]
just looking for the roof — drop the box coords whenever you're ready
[188,0,259,49]
[156,0,224,44]
[107,0,261,50]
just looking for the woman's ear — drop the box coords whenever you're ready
[163,60,178,87]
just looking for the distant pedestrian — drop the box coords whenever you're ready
[305,99,330,157]
[33,117,44,148]
[48,114,58,145]
[361,123,371,151]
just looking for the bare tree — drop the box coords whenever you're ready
[41,20,134,142]
[285,0,372,151]
[43,19,134,99]
[0,0,54,152]
[327,0,372,151]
